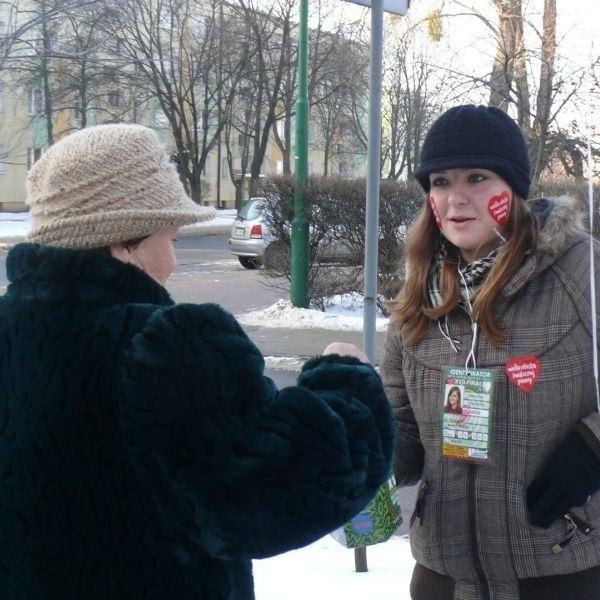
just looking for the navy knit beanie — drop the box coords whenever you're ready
[415,105,531,199]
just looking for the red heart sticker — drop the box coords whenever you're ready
[505,356,540,392]
[429,196,442,229]
[488,191,511,226]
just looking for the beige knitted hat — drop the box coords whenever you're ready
[26,124,217,249]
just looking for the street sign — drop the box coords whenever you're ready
[343,0,409,16]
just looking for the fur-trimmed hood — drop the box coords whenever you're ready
[530,194,586,257]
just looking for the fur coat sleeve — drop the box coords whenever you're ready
[118,302,394,560]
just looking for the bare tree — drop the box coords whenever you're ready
[437,0,588,187]
[381,20,450,180]
[1,0,127,157]
[5,0,65,147]
[104,0,250,203]
[0,0,99,70]
[231,0,294,198]
[270,0,368,176]
[310,32,368,176]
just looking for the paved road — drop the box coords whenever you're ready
[0,235,286,313]
[168,238,286,312]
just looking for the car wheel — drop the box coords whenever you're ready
[238,256,261,270]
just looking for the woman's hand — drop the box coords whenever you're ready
[322,342,370,364]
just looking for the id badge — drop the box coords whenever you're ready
[441,367,495,464]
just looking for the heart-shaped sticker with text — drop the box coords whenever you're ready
[488,191,511,226]
[505,355,540,392]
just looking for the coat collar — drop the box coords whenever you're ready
[5,243,174,306]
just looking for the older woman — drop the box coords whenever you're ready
[0,124,394,599]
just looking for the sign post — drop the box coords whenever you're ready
[344,0,409,15]
[342,0,410,573]
[341,0,410,363]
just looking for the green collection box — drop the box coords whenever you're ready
[330,475,402,548]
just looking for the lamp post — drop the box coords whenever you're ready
[290,0,309,308]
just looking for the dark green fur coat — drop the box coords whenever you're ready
[0,243,394,599]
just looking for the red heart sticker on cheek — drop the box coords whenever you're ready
[505,356,540,392]
[429,196,442,229]
[488,191,511,226]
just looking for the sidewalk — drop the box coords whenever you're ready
[243,324,387,367]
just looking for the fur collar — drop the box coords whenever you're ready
[530,195,586,257]
[5,243,173,307]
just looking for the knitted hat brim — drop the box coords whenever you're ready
[27,206,217,249]
[414,155,530,199]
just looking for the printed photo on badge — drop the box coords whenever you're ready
[444,384,464,415]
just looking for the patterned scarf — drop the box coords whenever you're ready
[428,245,502,313]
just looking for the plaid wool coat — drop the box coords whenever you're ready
[382,196,600,599]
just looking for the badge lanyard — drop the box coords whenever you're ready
[458,267,478,370]
[440,268,494,463]
[587,137,600,411]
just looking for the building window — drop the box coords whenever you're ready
[154,109,169,128]
[133,102,143,124]
[221,158,229,178]
[0,144,6,173]
[32,32,57,55]
[338,161,348,176]
[27,147,42,170]
[107,90,122,108]
[201,159,208,179]
[0,86,4,113]
[28,88,43,115]
[192,15,205,37]
[159,6,173,29]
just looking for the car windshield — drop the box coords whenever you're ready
[238,197,266,220]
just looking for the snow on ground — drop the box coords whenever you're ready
[0,209,238,241]
[253,534,414,599]
[237,296,389,332]
[0,212,30,241]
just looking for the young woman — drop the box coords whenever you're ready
[0,124,394,599]
[382,105,600,599]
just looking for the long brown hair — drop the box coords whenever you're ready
[389,195,538,347]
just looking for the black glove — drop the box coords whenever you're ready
[526,429,600,528]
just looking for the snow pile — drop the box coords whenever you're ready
[237,296,389,332]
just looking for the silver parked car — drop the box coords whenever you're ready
[228,197,270,269]
[229,196,357,270]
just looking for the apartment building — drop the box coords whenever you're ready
[0,0,368,212]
